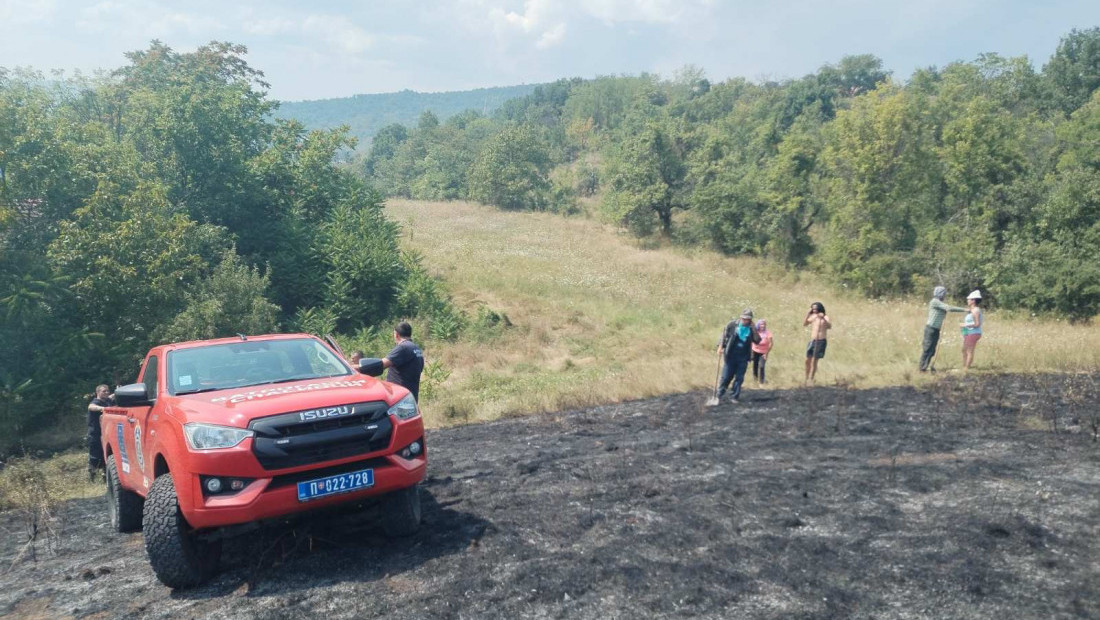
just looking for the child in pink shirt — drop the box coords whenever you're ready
[752,319,773,384]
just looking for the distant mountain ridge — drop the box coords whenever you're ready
[275,84,543,148]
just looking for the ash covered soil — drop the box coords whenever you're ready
[2,374,1100,619]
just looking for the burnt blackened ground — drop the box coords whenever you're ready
[1,373,1099,619]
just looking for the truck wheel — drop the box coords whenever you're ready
[143,474,221,588]
[105,458,143,533]
[380,485,421,537]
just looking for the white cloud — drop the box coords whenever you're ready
[461,0,714,51]
[579,0,713,24]
[80,0,121,19]
[74,0,223,37]
[0,0,57,24]
[537,22,566,48]
[478,0,569,49]
[499,0,555,32]
[243,17,296,36]
[302,14,373,54]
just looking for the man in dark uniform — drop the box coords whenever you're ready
[716,309,760,404]
[381,321,425,401]
[87,384,113,481]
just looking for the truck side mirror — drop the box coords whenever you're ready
[358,358,384,377]
[115,383,152,407]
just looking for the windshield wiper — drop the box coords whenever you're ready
[247,374,336,387]
[175,387,224,396]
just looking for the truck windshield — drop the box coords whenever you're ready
[168,338,352,395]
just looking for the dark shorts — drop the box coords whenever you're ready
[806,339,827,359]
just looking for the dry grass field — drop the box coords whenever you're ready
[386,199,1100,427]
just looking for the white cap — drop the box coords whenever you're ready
[967,289,982,300]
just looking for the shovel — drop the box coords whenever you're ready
[705,349,722,406]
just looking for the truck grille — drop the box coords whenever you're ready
[249,402,393,470]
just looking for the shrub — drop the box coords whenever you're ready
[575,162,600,196]
[160,250,280,341]
[419,360,452,403]
[291,307,339,336]
[0,455,73,563]
[429,310,465,341]
[468,125,553,210]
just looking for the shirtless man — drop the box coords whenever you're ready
[803,301,831,383]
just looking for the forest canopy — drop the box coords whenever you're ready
[362,29,1100,321]
[0,42,452,447]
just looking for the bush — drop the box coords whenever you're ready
[314,198,406,331]
[0,454,83,563]
[465,305,512,343]
[160,250,280,341]
[991,235,1100,322]
[575,162,600,196]
[419,360,452,403]
[825,252,920,298]
[548,179,580,215]
[468,125,553,210]
[429,310,465,341]
[395,252,452,319]
[291,307,339,336]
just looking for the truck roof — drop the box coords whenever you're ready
[151,333,320,355]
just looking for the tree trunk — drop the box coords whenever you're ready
[658,204,672,237]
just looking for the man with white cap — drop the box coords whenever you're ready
[716,308,760,404]
[919,286,968,372]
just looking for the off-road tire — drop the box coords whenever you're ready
[143,474,221,588]
[105,458,143,533]
[380,484,421,537]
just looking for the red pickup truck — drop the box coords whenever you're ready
[100,333,426,588]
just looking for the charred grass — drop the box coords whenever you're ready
[0,373,1098,618]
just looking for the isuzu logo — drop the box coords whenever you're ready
[298,405,352,422]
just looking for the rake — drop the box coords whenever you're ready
[705,349,722,406]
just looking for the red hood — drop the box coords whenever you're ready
[165,376,408,427]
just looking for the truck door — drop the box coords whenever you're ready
[122,354,158,491]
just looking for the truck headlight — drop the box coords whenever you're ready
[387,393,419,420]
[183,423,254,450]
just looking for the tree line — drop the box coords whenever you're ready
[275,84,541,148]
[364,28,1100,321]
[0,43,458,451]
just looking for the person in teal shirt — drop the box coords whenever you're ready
[716,309,760,403]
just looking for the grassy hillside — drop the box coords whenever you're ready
[386,199,1100,428]
[275,84,541,147]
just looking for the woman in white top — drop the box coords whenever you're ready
[960,290,984,370]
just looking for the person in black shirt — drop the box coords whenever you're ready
[381,321,425,401]
[87,384,113,481]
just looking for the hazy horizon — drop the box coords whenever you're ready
[2,1,1099,101]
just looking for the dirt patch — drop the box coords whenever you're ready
[867,452,971,466]
[1,373,1098,619]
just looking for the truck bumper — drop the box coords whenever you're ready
[175,419,427,530]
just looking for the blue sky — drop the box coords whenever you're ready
[2,0,1098,101]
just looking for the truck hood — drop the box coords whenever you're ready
[166,375,407,427]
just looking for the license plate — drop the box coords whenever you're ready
[297,468,374,502]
